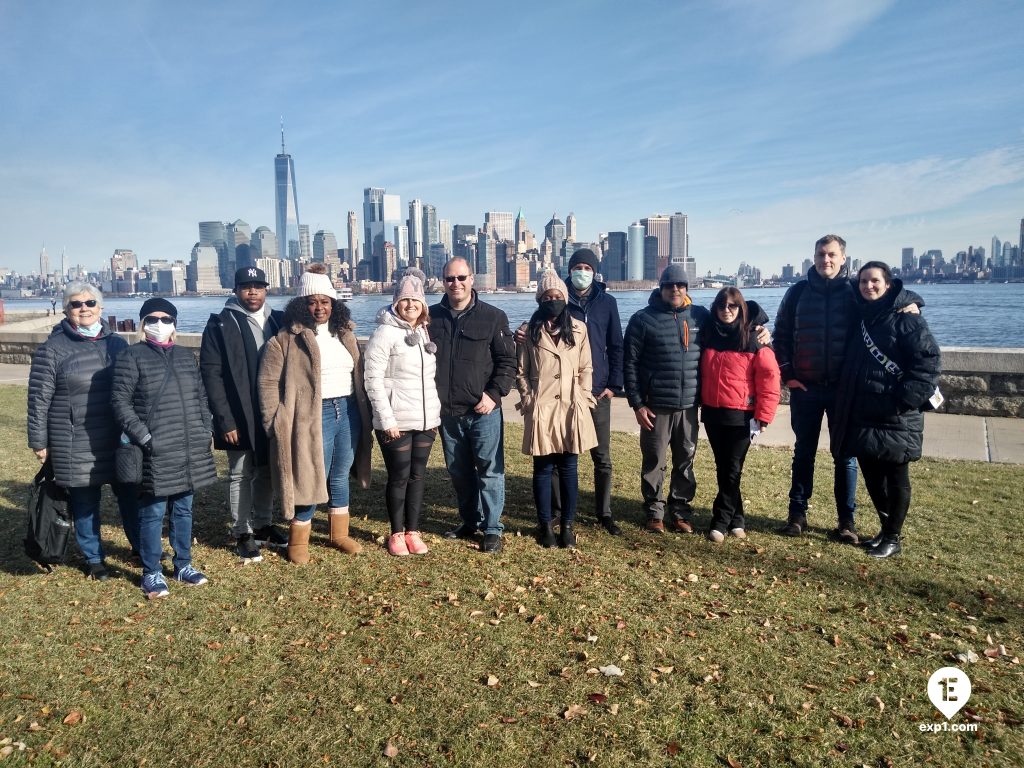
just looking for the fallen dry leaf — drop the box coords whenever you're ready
[62,711,83,726]
[608,703,620,715]
[527,680,541,688]
[598,664,624,677]
[563,704,588,720]
[727,756,742,768]
[654,666,674,674]
[382,741,399,758]
[587,693,608,704]
[485,675,499,687]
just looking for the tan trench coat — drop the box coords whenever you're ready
[516,318,598,456]
[258,321,372,518]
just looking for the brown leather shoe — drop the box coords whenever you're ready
[670,519,693,534]
[646,519,665,533]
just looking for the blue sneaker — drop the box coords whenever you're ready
[173,564,209,586]
[141,572,170,599]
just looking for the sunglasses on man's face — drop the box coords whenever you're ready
[68,299,98,309]
[444,274,470,284]
[662,282,687,290]
[143,315,175,325]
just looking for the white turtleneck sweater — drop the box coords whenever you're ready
[315,323,354,398]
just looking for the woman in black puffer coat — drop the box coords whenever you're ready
[27,283,138,580]
[112,298,217,598]
[832,262,941,559]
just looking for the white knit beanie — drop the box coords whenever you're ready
[296,270,336,298]
[536,269,566,302]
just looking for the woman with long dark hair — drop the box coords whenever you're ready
[516,269,597,549]
[832,261,940,558]
[258,264,372,564]
[698,288,780,542]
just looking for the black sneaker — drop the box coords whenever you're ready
[253,525,287,549]
[443,524,479,540]
[598,516,622,536]
[480,534,503,554]
[777,517,806,537]
[86,562,109,581]
[236,534,263,563]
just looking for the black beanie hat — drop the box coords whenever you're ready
[139,297,178,320]
[568,248,599,272]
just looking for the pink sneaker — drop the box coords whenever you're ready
[405,531,429,555]
[387,532,410,557]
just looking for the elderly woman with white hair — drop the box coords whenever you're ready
[27,282,138,580]
[258,264,372,565]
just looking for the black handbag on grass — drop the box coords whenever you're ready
[24,461,72,571]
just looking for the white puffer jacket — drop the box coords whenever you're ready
[363,306,442,432]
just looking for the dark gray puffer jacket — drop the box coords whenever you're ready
[111,341,218,498]
[27,319,128,488]
[623,291,710,411]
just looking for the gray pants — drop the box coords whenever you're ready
[227,449,275,536]
[639,406,698,521]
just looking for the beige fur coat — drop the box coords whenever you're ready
[258,321,372,518]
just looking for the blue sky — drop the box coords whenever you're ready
[1,0,1022,277]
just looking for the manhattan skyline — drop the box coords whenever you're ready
[2,1,1023,277]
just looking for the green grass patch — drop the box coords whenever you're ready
[0,384,1022,767]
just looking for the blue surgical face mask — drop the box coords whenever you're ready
[77,321,102,338]
[570,269,594,291]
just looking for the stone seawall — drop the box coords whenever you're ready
[2,332,1022,418]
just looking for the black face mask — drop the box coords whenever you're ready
[540,300,566,319]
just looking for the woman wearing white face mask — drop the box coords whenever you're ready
[111,298,218,599]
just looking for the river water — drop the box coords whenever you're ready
[8,282,1018,348]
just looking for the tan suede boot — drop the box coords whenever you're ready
[328,508,363,554]
[288,520,312,565]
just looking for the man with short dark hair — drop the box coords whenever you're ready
[200,266,285,561]
[429,258,516,554]
[557,248,624,535]
[623,264,708,533]
[774,234,919,543]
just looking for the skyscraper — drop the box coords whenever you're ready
[902,247,916,272]
[422,204,438,262]
[251,226,278,260]
[565,212,577,242]
[641,214,670,279]
[485,211,515,242]
[363,187,402,281]
[39,246,49,281]
[544,214,566,270]
[275,123,302,262]
[604,231,627,282]
[226,220,252,270]
[627,222,645,281]
[408,199,424,267]
[438,218,452,258]
[199,221,230,288]
[347,211,360,267]
[313,230,339,265]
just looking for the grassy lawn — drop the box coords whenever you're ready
[0,383,1022,767]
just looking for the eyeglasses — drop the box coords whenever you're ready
[444,274,470,284]
[661,282,687,290]
[143,315,175,325]
[720,303,741,311]
[68,299,98,309]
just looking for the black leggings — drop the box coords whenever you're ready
[858,455,911,536]
[376,429,436,534]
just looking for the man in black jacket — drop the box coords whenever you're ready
[200,267,285,561]
[624,265,709,534]
[428,258,516,554]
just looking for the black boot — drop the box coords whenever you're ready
[560,523,577,550]
[777,515,806,537]
[866,535,901,559]
[598,515,621,536]
[860,511,888,548]
[537,522,557,549]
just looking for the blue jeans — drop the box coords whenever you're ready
[68,484,139,564]
[138,492,194,575]
[322,396,360,508]
[440,410,505,536]
[788,384,857,524]
[533,453,579,526]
